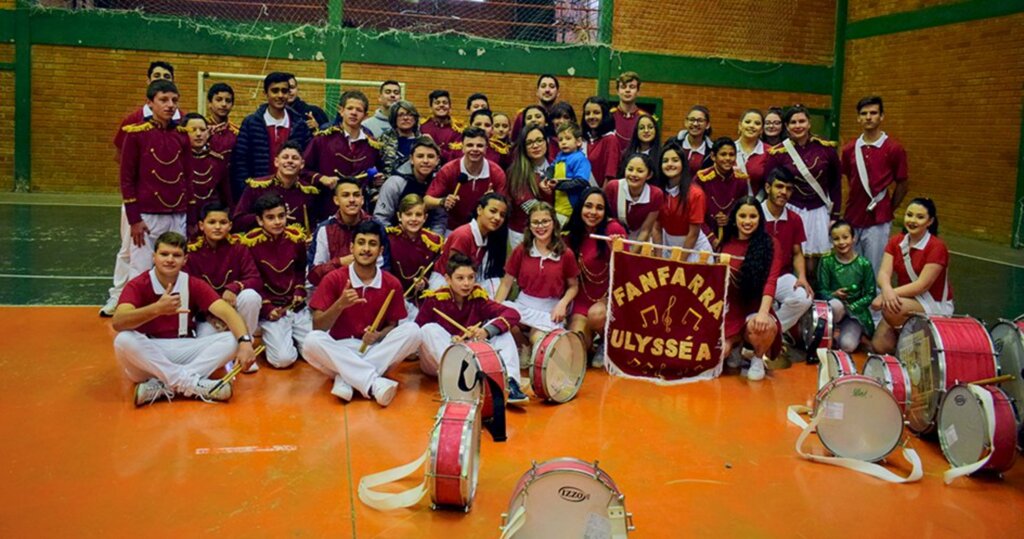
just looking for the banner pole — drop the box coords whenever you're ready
[588,234,743,261]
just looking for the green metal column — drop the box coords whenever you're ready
[325,0,343,112]
[828,0,848,141]
[1013,92,1024,248]
[13,0,31,191]
[596,0,614,99]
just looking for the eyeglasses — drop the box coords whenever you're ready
[530,219,553,227]
[686,117,707,124]
[526,138,546,147]
[396,112,415,119]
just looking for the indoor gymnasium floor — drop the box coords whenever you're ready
[1,195,1023,537]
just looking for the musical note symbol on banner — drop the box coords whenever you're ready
[628,358,641,367]
[640,306,659,328]
[663,297,677,333]
[681,308,703,331]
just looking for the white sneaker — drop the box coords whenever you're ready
[134,378,174,407]
[245,360,260,374]
[747,357,766,381]
[183,376,232,402]
[370,377,398,407]
[331,375,353,402]
[99,297,118,317]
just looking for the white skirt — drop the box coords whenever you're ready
[786,204,832,256]
[662,229,714,263]
[504,292,563,332]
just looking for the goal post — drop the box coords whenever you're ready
[197,71,408,117]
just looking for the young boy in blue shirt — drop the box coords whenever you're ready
[551,122,591,223]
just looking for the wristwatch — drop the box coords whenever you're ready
[237,335,253,344]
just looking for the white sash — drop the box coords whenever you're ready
[943,385,998,484]
[149,269,190,337]
[617,180,629,230]
[900,233,948,314]
[854,133,888,211]
[783,138,832,211]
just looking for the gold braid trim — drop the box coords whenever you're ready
[767,143,787,155]
[470,286,489,299]
[246,177,273,188]
[421,287,450,300]
[187,237,205,252]
[237,229,269,247]
[283,224,306,243]
[421,230,443,253]
[122,121,155,134]
[298,183,320,195]
[696,168,717,182]
[385,225,402,235]
[367,137,383,150]
[489,139,509,155]
[315,125,341,137]
[811,136,838,148]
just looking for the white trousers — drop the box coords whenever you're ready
[787,204,832,256]
[773,273,812,331]
[854,221,891,274]
[107,212,187,304]
[259,308,312,368]
[113,331,235,391]
[662,229,714,263]
[504,293,562,332]
[418,323,519,377]
[303,324,421,397]
[196,289,261,338]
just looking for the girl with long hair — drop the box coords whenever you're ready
[581,96,619,186]
[652,143,713,260]
[674,104,714,177]
[618,114,661,177]
[761,107,787,146]
[428,192,509,297]
[505,124,555,249]
[602,152,664,243]
[735,109,769,198]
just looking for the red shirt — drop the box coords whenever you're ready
[232,174,321,234]
[207,120,239,161]
[885,232,953,302]
[309,266,407,340]
[659,183,706,236]
[841,134,909,227]
[420,117,462,158]
[584,133,620,187]
[415,286,519,335]
[574,220,627,310]
[117,271,221,339]
[434,220,486,276]
[761,203,807,274]
[427,158,507,231]
[736,140,769,197]
[505,244,580,299]
[603,180,664,234]
[765,138,841,216]
[719,236,783,338]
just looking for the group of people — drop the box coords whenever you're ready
[105,60,954,407]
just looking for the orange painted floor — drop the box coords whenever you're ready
[1,307,1022,538]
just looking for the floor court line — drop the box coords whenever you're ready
[0,273,109,280]
[948,250,1024,270]
[194,445,299,455]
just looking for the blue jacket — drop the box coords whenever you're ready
[230,104,313,200]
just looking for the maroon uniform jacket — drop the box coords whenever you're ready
[232,174,321,235]
[120,119,193,224]
[387,226,444,293]
[420,117,464,159]
[307,212,374,286]
[765,137,841,218]
[695,167,749,242]
[186,148,232,230]
[184,235,262,295]
[415,285,519,336]
[207,119,239,162]
[239,224,308,318]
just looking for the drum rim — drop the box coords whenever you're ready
[991,320,1024,411]
[815,375,903,462]
[506,458,624,517]
[427,400,479,509]
[865,354,911,408]
[534,330,587,403]
[438,344,483,402]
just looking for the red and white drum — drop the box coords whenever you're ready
[439,341,507,419]
[531,329,586,403]
[897,315,998,434]
[863,354,912,415]
[814,375,904,462]
[990,318,1024,420]
[799,299,834,352]
[500,458,633,538]
[428,400,482,510]
[937,384,1018,476]
[817,350,858,390]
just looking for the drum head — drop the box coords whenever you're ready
[863,356,887,384]
[898,315,940,433]
[507,468,621,538]
[537,332,586,403]
[938,385,989,467]
[991,321,1024,413]
[816,377,903,462]
[438,344,482,403]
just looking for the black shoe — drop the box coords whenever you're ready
[507,378,529,404]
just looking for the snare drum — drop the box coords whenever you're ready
[817,350,858,390]
[799,300,834,352]
[814,375,904,462]
[863,354,912,415]
[440,341,508,419]
[531,329,586,403]
[937,384,1018,476]
[500,458,633,538]
[897,315,998,434]
[428,400,482,510]
[990,318,1024,420]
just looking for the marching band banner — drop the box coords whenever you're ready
[604,246,730,384]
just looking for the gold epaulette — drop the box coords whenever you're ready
[246,177,274,188]
[696,167,717,182]
[767,143,788,155]
[451,118,465,133]
[283,224,306,243]
[448,141,463,151]
[228,233,243,245]
[297,182,320,195]
[176,126,189,134]
[422,230,443,253]
[237,228,269,247]
[420,287,450,301]
[610,106,619,114]
[734,169,750,181]
[470,286,489,300]
[314,125,341,137]
[385,225,402,235]
[187,237,205,252]
[367,136,383,150]
[122,120,155,134]
[812,136,838,148]
[228,122,240,135]
[419,117,430,126]
[489,139,509,155]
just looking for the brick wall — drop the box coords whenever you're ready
[0,43,12,190]
[613,0,836,65]
[840,13,1024,242]
[848,0,968,22]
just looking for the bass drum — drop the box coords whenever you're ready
[814,375,904,462]
[990,318,1024,428]
[428,400,482,510]
[799,300,834,352]
[937,384,1018,476]
[439,341,507,419]
[863,354,912,415]
[531,329,586,403]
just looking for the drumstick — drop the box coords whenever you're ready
[403,265,432,298]
[432,307,470,334]
[967,374,1016,386]
[360,289,395,354]
[453,182,462,197]
[210,344,265,394]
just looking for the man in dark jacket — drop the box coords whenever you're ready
[287,74,330,132]
[230,72,313,201]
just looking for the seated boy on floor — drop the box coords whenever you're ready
[304,221,421,407]
[112,231,255,406]
[415,252,528,403]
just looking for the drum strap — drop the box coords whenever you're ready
[357,448,430,510]
[483,374,507,442]
[787,405,923,483]
[943,385,997,484]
